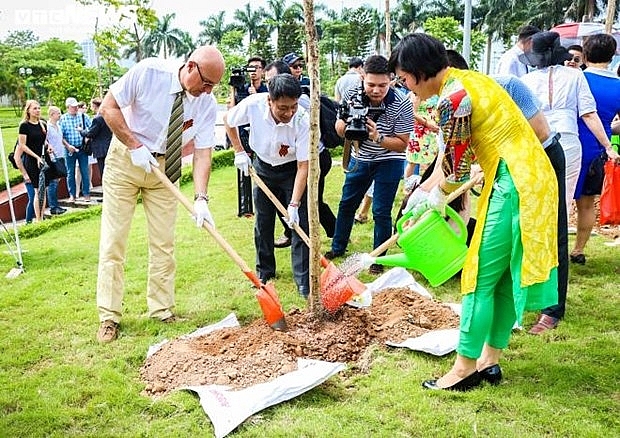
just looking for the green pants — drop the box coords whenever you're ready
[457,161,557,358]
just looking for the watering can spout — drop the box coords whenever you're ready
[373,253,415,269]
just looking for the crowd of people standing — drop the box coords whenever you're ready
[10,30,617,395]
[13,96,112,223]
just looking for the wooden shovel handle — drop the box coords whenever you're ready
[248,167,330,269]
[151,166,253,274]
[369,173,484,257]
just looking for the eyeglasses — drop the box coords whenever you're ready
[248,64,263,70]
[193,61,218,89]
[393,75,406,87]
[290,63,303,69]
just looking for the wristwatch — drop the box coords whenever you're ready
[194,192,209,202]
[374,133,384,144]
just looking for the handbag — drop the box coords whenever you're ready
[80,113,92,155]
[584,151,607,196]
[43,152,68,180]
[599,160,620,225]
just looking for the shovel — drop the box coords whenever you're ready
[340,173,485,278]
[151,167,287,331]
[248,167,366,312]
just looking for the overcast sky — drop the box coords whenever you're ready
[1,0,381,43]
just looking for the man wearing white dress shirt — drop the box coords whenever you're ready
[495,25,540,77]
[225,73,310,297]
[95,45,225,343]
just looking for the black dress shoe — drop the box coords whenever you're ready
[324,250,344,260]
[422,371,482,392]
[479,364,502,385]
[570,253,586,265]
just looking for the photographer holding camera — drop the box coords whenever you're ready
[227,56,268,217]
[325,55,414,275]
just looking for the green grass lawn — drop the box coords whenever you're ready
[0,163,619,437]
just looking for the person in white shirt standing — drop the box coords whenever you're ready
[225,73,310,297]
[334,57,364,102]
[95,45,225,343]
[495,25,540,77]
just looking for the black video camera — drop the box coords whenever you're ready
[228,65,258,89]
[337,85,386,142]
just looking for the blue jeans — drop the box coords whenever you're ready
[25,182,35,223]
[47,178,59,209]
[331,157,404,255]
[65,149,90,198]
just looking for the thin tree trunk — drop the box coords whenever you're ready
[605,0,617,34]
[94,17,103,98]
[302,0,322,313]
[385,0,391,54]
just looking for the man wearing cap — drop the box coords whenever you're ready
[94,45,225,343]
[334,57,364,102]
[283,52,310,88]
[60,97,92,202]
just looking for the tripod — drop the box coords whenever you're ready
[0,127,25,278]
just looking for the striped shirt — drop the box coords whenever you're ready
[342,87,414,161]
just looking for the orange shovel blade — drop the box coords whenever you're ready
[255,283,288,331]
[320,261,367,312]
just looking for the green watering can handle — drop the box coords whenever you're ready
[444,205,468,244]
[396,205,467,244]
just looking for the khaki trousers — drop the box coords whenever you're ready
[96,137,177,322]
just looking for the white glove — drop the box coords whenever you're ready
[130,146,159,173]
[403,188,429,214]
[287,203,299,228]
[234,151,251,176]
[193,199,215,228]
[427,185,447,216]
[403,174,422,193]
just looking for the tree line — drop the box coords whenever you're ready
[2,0,617,111]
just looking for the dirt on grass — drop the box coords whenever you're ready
[140,286,459,397]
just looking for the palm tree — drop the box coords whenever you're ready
[234,3,267,47]
[143,13,186,59]
[198,11,227,45]
[174,31,195,60]
[264,0,287,48]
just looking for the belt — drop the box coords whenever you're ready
[152,152,166,158]
[255,155,296,170]
[542,132,561,149]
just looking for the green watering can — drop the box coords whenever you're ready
[374,205,469,287]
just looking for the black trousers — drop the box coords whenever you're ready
[541,137,568,319]
[280,148,336,238]
[253,157,309,294]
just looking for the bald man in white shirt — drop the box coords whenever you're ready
[95,46,225,343]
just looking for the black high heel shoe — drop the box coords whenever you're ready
[479,364,502,385]
[422,371,482,392]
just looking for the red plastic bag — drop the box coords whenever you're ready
[599,160,620,225]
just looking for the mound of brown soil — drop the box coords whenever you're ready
[140,287,459,397]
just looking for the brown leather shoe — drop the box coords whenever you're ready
[161,315,187,323]
[528,314,559,335]
[97,320,119,343]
